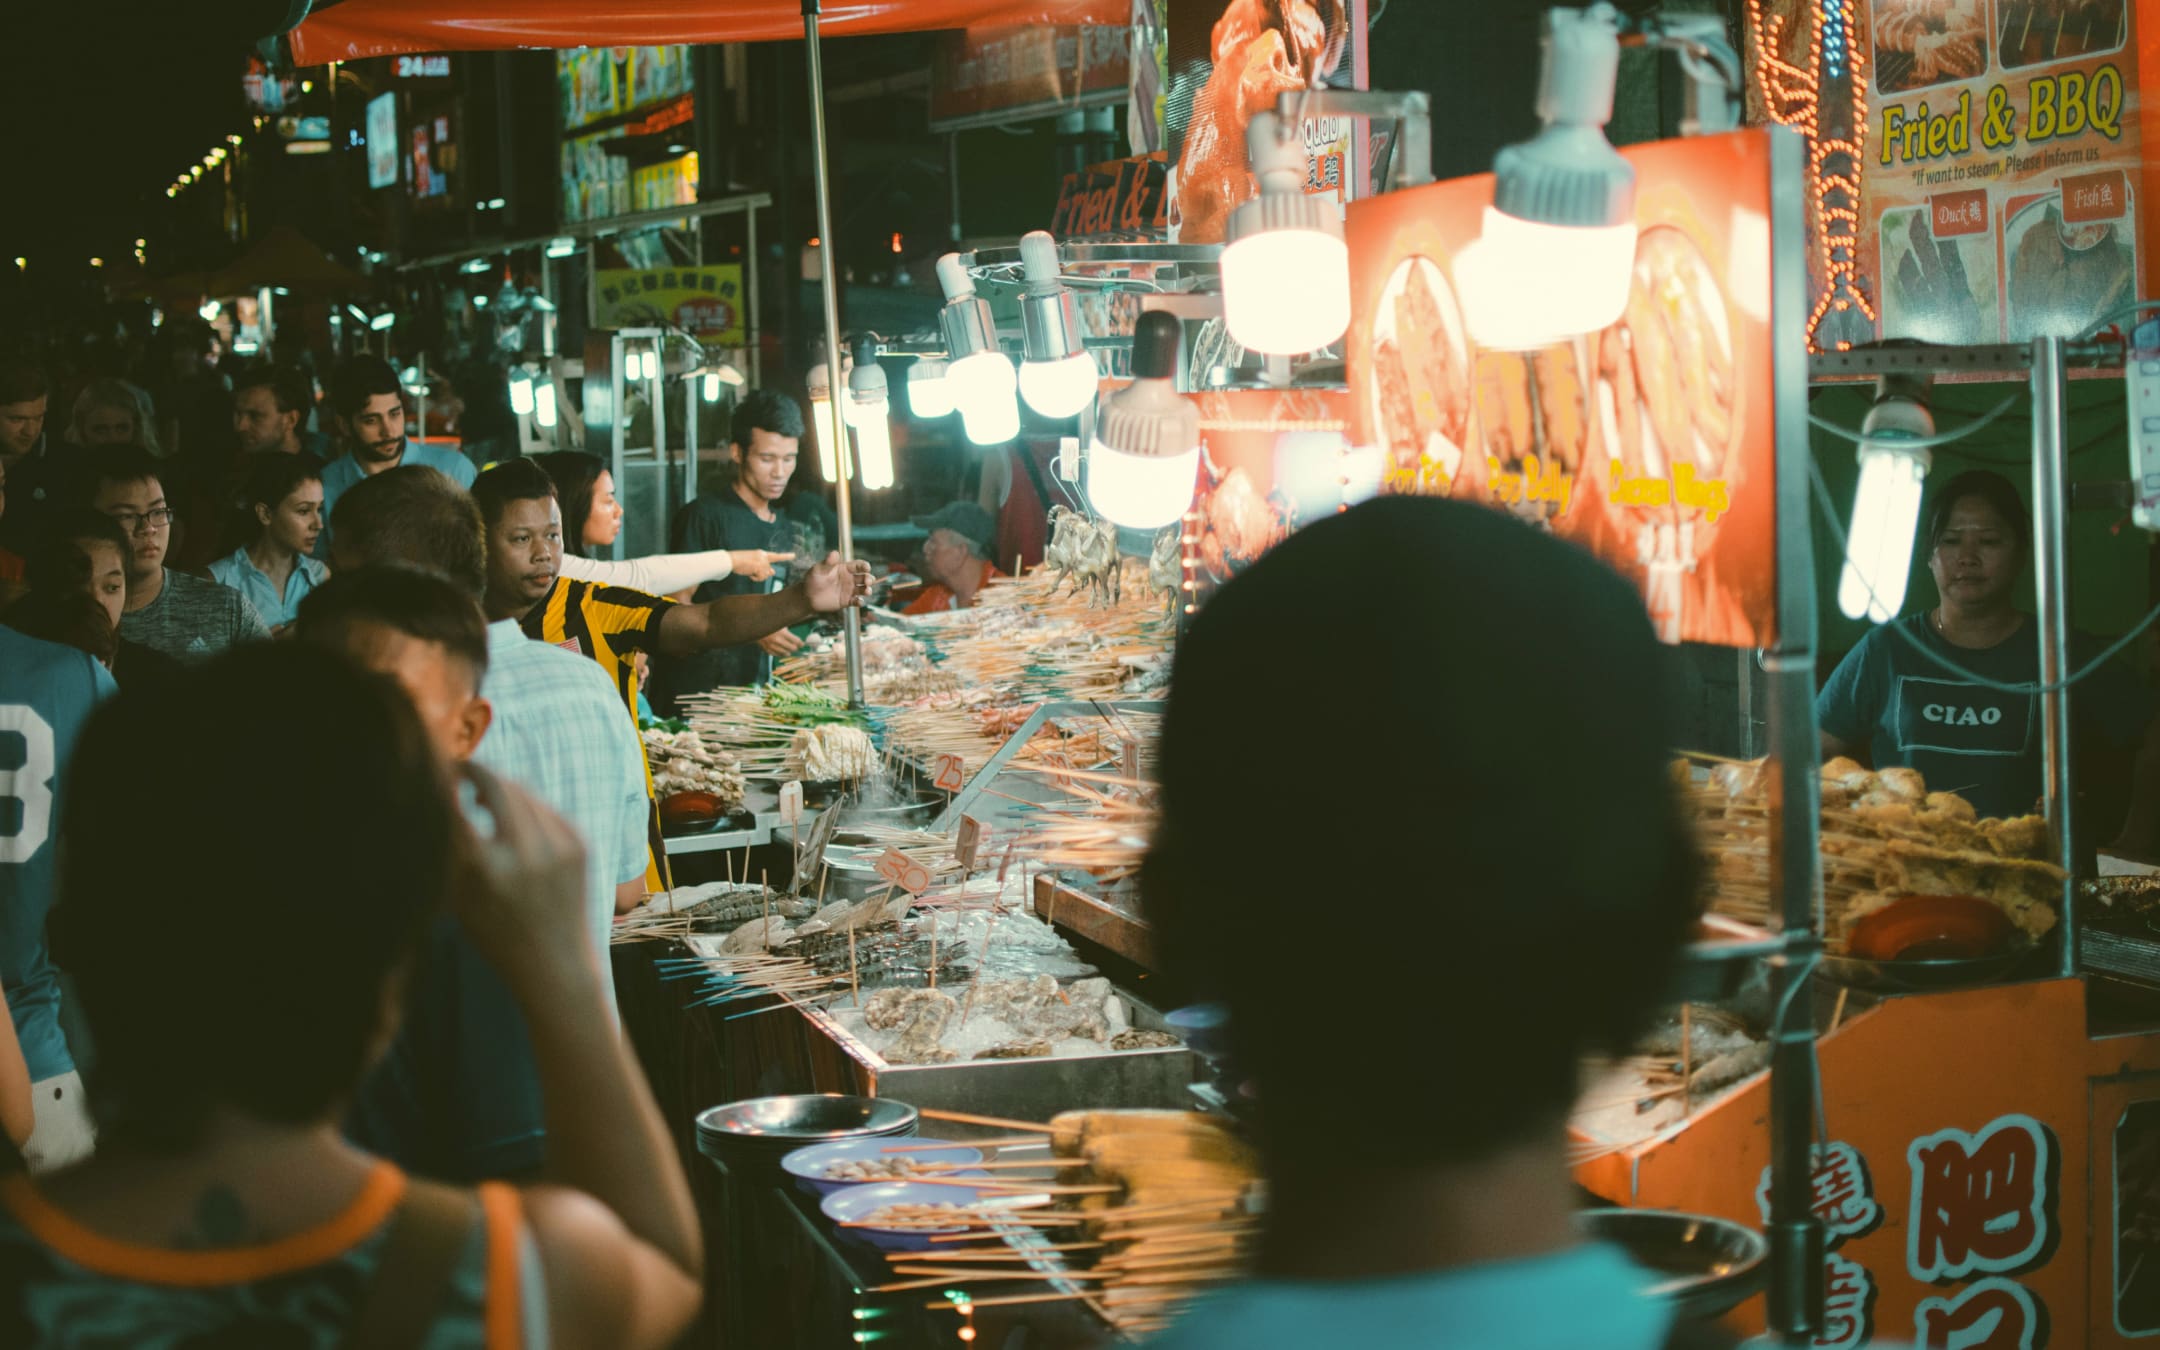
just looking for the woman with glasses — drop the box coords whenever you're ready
[81,446,269,663]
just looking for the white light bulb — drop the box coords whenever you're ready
[908,360,954,419]
[1221,229,1351,355]
[1019,350,1100,420]
[1455,207,1636,351]
[1086,442,1200,531]
[807,379,841,481]
[950,350,1019,445]
[853,402,895,491]
[1838,441,1930,623]
[509,371,536,416]
[534,381,558,428]
[702,371,721,403]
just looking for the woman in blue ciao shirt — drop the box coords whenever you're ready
[1818,469,2156,847]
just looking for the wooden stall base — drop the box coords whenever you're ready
[1032,875,1155,967]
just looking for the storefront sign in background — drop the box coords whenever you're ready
[929,25,1128,129]
[558,45,692,130]
[1860,0,2149,343]
[364,93,399,190]
[595,266,745,348]
[1343,128,1782,650]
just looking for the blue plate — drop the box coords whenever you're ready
[820,1179,1024,1252]
[782,1137,986,1198]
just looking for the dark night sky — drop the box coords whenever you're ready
[2,3,282,268]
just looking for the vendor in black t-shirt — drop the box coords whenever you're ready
[1818,469,2157,849]
[648,389,806,714]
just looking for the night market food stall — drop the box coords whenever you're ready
[286,0,2160,1345]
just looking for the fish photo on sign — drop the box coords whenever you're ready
[1163,0,1356,244]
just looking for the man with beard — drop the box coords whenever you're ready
[314,356,475,560]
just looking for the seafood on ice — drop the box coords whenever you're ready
[1044,506,1123,608]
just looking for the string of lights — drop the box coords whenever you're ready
[166,133,244,200]
[1746,0,1875,352]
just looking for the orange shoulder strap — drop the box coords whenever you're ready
[477,1182,525,1350]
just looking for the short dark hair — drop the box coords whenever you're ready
[532,451,606,557]
[51,642,455,1146]
[24,508,128,595]
[731,388,805,448]
[471,457,557,531]
[1926,468,2031,553]
[331,465,488,601]
[80,445,163,502]
[297,564,490,690]
[1142,498,1699,1162]
[0,355,48,406]
[330,355,403,421]
[234,364,315,417]
[239,452,323,516]
[1,588,117,666]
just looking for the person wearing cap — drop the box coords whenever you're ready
[902,501,1004,615]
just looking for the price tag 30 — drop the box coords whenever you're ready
[933,753,966,793]
[778,780,804,825]
[956,815,987,871]
[875,847,932,895]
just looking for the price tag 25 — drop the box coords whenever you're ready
[874,847,932,895]
[956,815,987,871]
[778,780,804,825]
[933,753,966,794]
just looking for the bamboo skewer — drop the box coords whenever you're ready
[918,1108,1051,1134]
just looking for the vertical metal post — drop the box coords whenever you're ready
[415,351,429,446]
[948,132,964,242]
[2031,334,2076,973]
[610,332,627,564]
[1763,126,1825,1346]
[803,0,865,708]
[585,240,600,328]
[746,204,763,385]
[684,376,699,511]
[648,341,666,565]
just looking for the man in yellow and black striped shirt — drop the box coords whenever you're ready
[472,459,872,895]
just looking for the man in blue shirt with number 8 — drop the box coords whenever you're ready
[0,624,115,1171]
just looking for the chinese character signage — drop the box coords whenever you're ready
[1757,1141,1883,1347]
[1344,128,1786,649]
[1906,1114,2053,1284]
[594,266,745,349]
[928,25,1129,130]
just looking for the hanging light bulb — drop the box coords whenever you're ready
[702,371,722,402]
[1455,4,1637,350]
[1837,383,1934,623]
[509,368,536,416]
[907,358,954,419]
[1220,113,1351,355]
[936,254,1020,445]
[806,363,844,482]
[1016,231,1098,418]
[1086,310,1199,530]
[846,342,896,492]
[534,379,559,429]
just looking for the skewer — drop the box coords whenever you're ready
[918,1108,1051,1134]
[881,1137,1047,1154]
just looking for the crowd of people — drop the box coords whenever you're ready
[0,338,874,1346]
[0,293,1756,1350]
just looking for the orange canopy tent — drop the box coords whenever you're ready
[290,0,1123,63]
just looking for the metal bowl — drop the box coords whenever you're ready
[1578,1208,1767,1323]
[695,1094,918,1160]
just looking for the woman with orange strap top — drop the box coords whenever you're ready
[0,643,702,1349]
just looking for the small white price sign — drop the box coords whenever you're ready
[933,753,966,793]
[778,780,804,824]
[956,815,987,871]
[874,847,932,895]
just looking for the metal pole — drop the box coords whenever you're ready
[647,342,666,564]
[1763,126,1825,1346]
[610,332,627,564]
[803,0,865,708]
[2031,334,2076,974]
[746,204,763,386]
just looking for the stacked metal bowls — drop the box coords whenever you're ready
[695,1093,919,1166]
